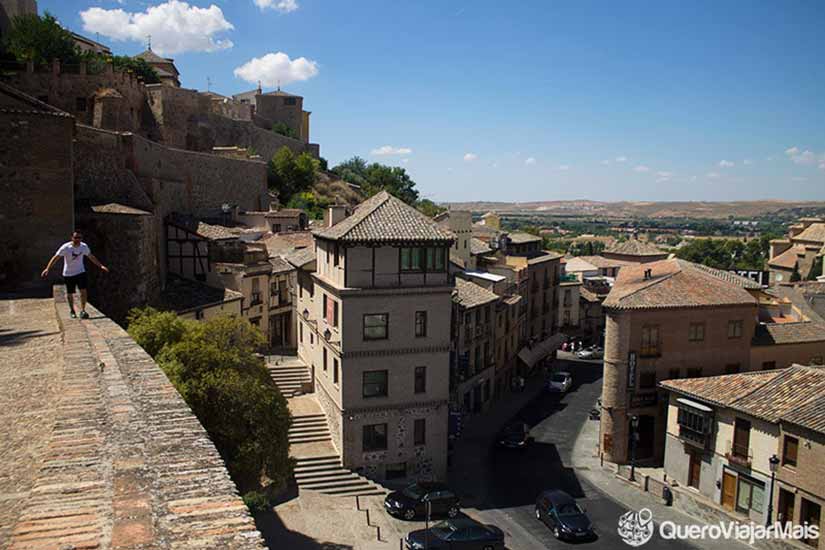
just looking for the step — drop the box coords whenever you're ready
[292,414,327,421]
[322,483,385,496]
[289,429,331,437]
[294,462,342,472]
[289,436,333,444]
[294,470,354,482]
[271,375,311,381]
[291,417,328,424]
[296,472,359,485]
[294,454,341,463]
[289,421,329,429]
[299,478,375,491]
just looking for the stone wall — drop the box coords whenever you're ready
[0,108,74,290]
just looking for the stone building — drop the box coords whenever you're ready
[134,48,181,87]
[558,277,581,331]
[296,192,454,482]
[602,237,669,263]
[0,82,74,291]
[435,210,473,270]
[768,217,825,284]
[451,278,499,415]
[233,87,311,143]
[661,365,825,546]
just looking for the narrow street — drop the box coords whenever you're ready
[450,357,694,550]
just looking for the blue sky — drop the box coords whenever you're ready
[43,0,825,203]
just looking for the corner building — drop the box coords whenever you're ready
[297,192,454,482]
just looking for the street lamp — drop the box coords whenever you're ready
[630,415,640,482]
[766,454,780,527]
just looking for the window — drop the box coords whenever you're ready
[563,310,571,326]
[249,318,260,327]
[732,418,751,459]
[687,367,702,378]
[333,358,339,384]
[640,325,660,357]
[323,348,328,371]
[299,322,303,343]
[414,418,426,446]
[333,244,339,266]
[415,311,427,338]
[639,371,656,389]
[414,366,426,394]
[363,370,388,398]
[736,476,765,515]
[783,436,798,467]
[251,278,261,305]
[812,356,824,365]
[677,406,711,446]
[75,97,87,112]
[728,320,743,339]
[284,97,297,106]
[485,306,491,323]
[363,314,388,340]
[363,423,387,452]
[564,289,571,307]
[688,322,705,342]
[725,363,741,374]
[400,247,446,272]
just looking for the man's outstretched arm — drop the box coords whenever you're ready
[88,254,109,273]
[41,255,60,278]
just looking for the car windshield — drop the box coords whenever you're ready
[402,484,425,499]
[551,374,567,383]
[431,520,456,539]
[557,502,584,516]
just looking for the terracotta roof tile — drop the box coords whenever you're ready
[795,223,825,244]
[313,191,454,243]
[470,237,492,256]
[769,245,805,269]
[508,232,542,245]
[604,239,665,257]
[661,370,783,408]
[603,258,759,310]
[454,278,499,309]
[752,321,825,346]
[577,255,634,269]
[157,275,242,313]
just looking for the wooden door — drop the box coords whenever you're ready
[721,472,737,511]
[688,452,701,489]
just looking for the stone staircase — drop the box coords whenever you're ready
[268,360,311,398]
[294,455,387,498]
[289,413,333,444]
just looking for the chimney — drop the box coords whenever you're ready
[325,205,348,228]
[643,268,652,280]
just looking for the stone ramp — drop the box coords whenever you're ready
[1,288,268,550]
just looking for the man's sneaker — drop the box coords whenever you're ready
[79,311,89,319]
[69,310,77,319]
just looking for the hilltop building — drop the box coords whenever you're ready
[599,258,825,465]
[233,86,312,144]
[601,237,669,263]
[768,217,825,284]
[661,365,825,536]
[296,192,454,482]
[134,48,181,87]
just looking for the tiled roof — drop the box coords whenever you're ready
[752,321,825,346]
[269,256,294,274]
[261,231,314,257]
[454,278,500,309]
[157,275,242,313]
[94,87,123,98]
[313,191,454,243]
[795,223,825,244]
[284,247,316,268]
[763,284,825,323]
[603,258,759,310]
[168,213,239,240]
[134,49,175,65]
[470,238,492,256]
[577,255,634,269]
[769,245,804,269]
[0,81,72,118]
[265,208,304,218]
[604,239,666,257]
[527,251,563,265]
[564,257,599,273]
[90,203,151,215]
[579,287,602,303]
[508,232,542,245]
[662,365,825,433]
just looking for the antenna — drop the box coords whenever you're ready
[147,34,152,50]
[277,79,281,92]
[206,76,212,92]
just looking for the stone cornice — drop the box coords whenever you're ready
[343,344,450,358]
[344,399,449,416]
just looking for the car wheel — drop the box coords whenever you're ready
[404,508,415,520]
[554,526,561,539]
[483,546,493,550]
[447,506,459,518]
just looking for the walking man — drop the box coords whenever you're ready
[41,231,109,319]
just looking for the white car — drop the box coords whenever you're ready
[576,347,604,360]
[548,372,573,393]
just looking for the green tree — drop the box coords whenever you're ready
[267,146,319,204]
[127,311,293,493]
[287,190,328,220]
[332,156,420,205]
[416,198,445,218]
[272,121,299,139]
[110,55,160,83]
[4,12,78,64]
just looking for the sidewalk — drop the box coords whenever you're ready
[569,410,749,550]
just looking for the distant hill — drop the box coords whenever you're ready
[443,200,825,220]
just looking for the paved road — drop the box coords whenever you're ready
[451,358,694,550]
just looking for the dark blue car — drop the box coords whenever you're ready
[535,490,595,540]
[405,517,504,549]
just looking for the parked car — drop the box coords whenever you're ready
[385,482,461,520]
[496,421,532,449]
[405,517,505,549]
[576,346,604,360]
[547,372,573,393]
[535,490,595,540]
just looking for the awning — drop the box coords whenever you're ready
[676,397,713,413]
[518,333,566,368]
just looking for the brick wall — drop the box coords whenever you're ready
[0,109,74,290]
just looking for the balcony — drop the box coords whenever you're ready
[725,440,752,468]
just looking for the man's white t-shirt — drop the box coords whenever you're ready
[56,242,91,277]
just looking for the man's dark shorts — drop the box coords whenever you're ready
[64,272,88,294]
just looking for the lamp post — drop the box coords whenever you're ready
[630,415,639,482]
[766,454,780,527]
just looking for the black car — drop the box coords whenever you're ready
[535,490,595,540]
[406,517,505,550]
[496,421,532,449]
[385,482,461,520]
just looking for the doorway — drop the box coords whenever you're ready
[721,472,737,511]
[634,415,656,460]
[688,452,701,489]
[778,487,795,525]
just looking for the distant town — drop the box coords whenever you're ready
[1,3,824,550]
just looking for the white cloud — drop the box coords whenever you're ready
[706,172,720,179]
[743,159,752,165]
[600,159,610,166]
[370,145,412,156]
[80,1,233,55]
[400,158,409,165]
[656,171,672,178]
[819,162,825,171]
[558,164,569,171]
[615,156,627,163]
[718,160,735,168]
[463,153,478,162]
[634,165,650,173]
[785,146,800,156]
[253,0,298,12]
[234,52,319,87]
[785,146,825,166]
[525,157,537,166]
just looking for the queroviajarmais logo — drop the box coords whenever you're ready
[618,508,655,546]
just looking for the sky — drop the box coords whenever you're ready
[41,0,825,203]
